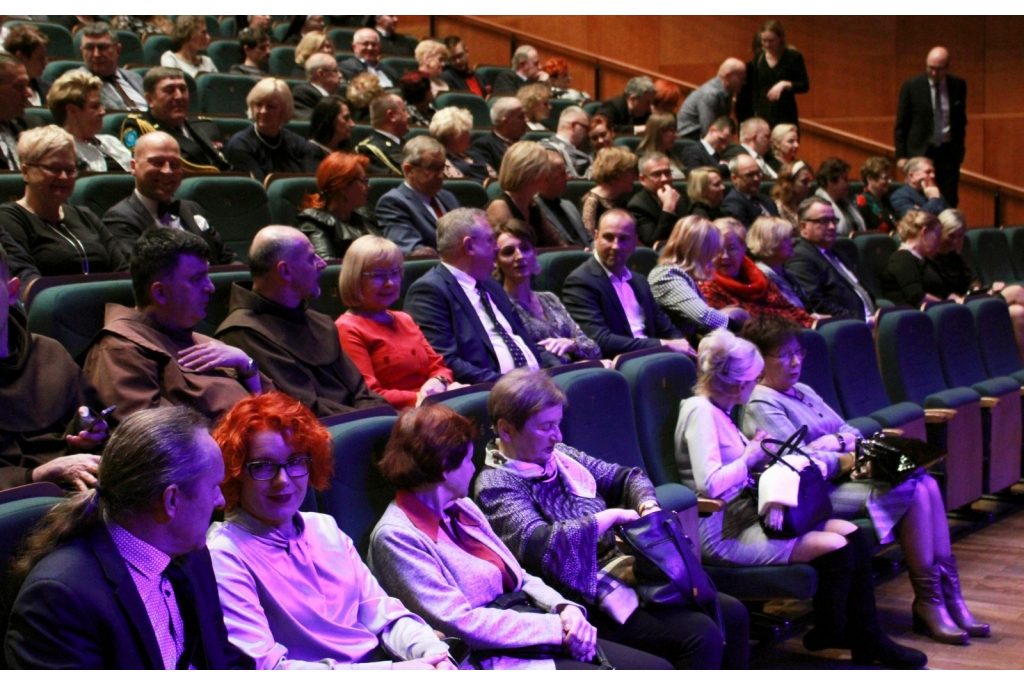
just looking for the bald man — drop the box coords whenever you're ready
[215,226,387,418]
[103,132,238,264]
[895,46,967,207]
[676,57,746,139]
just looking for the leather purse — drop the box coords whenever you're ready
[759,425,834,539]
[855,432,945,486]
[616,509,724,635]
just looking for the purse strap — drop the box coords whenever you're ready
[759,424,810,473]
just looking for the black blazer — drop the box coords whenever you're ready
[561,257,681,358]
[490,70,528,96]
[103,192,238,265]
[470,132,511,173]
[0,116,44,170]
[894,73,967,161]
[680,142,729,177]
[338,57,399,85]
[439,66,490,95]
[785,238,874,319]
[4,524,252,670]
[597,94,650,134]
[354,129,404,176]
[720,188,779,228]
[404,264,559,384]
[627,188,686,247]
[378,31,418,57]
[291,83,329,118]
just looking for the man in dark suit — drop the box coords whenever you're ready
[721,154,779,227]
[354,93,409,175]
[103,132,238,264]
[491,44,545,96]
[77,22,147,112]
[597,76,656,134]
[371,15,418,56]
[470,97,527,172]
[338,28,399,87]
[628,152,686,247]
[438,36,489,97]
[376,136,460,256]
[4,406,253,670]
[785,197,876,323]
[562,209,693,359]
[404,208,559,384]
[681,115,734,178]
[537,150,592,248]
[292,54,343,119]
[0,54,43,170]
[889,157,950,219]
[895,46,967,208]
[121,68,231,173]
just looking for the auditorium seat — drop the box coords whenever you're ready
[267,46,297,77]
[308,263,345,322]
[68,173,136,218]
[520,131,550,142]
[218,16,237,38]
[284,119,310,139]
[0,173,25,204]
[379,57,418,78]
[966,296,1024,385]
[831,237,860,281]
[395,258,439,312]
[442,180,489,209]
[473,66,509,88]
[265,174,317,226]
[965,228,1021,287]
[612,136,641,151]
[434,92,490,128]
[368,177,403,209]
[195,73,256,115]
[24,108,53,126]
[799,328,882,437]
[852,232,899,300]
[42,60,83,84]
[533,249,589,298]
[271,22,291,43]
[114,31,144,66]
[544,99,576,131]
[207,40,244,73]
[207,116,252,142]
[141,34,172,66]
[27,279,135,359]
[100,112,128,137]
[7,21,74,59]
[1001,226,1024,280]
[627,246,659,277]
[433,384,497,478]
[562,180,596,208]
[326,28,356,49]
[176,176,272,261]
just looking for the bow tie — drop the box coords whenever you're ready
[157,200,180,217]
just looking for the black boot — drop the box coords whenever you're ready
[844,529,928,670]
[803,543,854,651]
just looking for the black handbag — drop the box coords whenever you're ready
[615,509,724,635]
[759,425,834,539]
[855,432,945,486]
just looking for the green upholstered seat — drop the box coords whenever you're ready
[68,174,136,219]
[267,46,296,77]
[441,180,489,210]
[394,258,439,312]
[195,73,257,115]
[265,174,318,226]
[434,92,491,129]
[141,34,172,66]
[27,279,135,359]
[176,176,272,261]
[533,249,589,299]
[207,40,244,73]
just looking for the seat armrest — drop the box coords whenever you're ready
[697,497,725,515]
[980,396,1000,409]
[924,408,958,423]
[880,428,905,437]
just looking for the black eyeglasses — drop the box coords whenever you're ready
[245,457,312,481]
[769,348,807,364]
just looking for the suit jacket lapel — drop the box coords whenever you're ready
[437,266,495,357]
[590,260,631,336]
[404,184,439,226]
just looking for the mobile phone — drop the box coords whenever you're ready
[84,405,117,432]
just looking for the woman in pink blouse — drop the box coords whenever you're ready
[335,236,464,409]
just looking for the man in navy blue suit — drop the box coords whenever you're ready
[404,208,560,384]
[376,136,461,257]
[720,154,779,228]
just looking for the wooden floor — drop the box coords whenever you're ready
[760,499,1024,670]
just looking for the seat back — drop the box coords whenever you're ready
[27,279,135,359]
[852,233,899,298]
[307,263,345,321]
[368,177,404,210]
[475,66,509,87]
[101,112,129,137]
[42,60,84,84]
[1001,226,1024,280]
[195,73,258,115]
[207,40,244,73]
[534,249,589,298]
[966,229,1018,285]
[442,180,489,209]
[966,297,1024,378]
[0,173,26,204]
[798,328,845,416]
[199,270,256,335]
[284,119,310,138]
[68,174,136,219]
[627,247,659,277]
[395,258,439,311]
[218,16,238,38]
[265,174,318,226]
[831,237,860,279]
[326,28,356,49]
[562,180,596,208]
[176,176,272,261]
[926,303,989,388]
[142,33,173,65]
[320,416,398,557]
[206,116,252,143]
[434,92,491,128]
[267,46,297,76]
[380,57,419,78]
[616,352,698,486]
[876,309,948,404]
[820,319,893,419]
[113,31,144,65]
[438,386,496,482]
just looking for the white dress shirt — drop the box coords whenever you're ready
[598,259,647,339]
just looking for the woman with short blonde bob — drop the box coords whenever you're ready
[414,40,450,97]
[47,71,132,172]
[769,123,800,169]
[686,166,726,221]
[649,215,746,337]
[160,15,216,77]
[487,141,567,247]
[580,146,637,237]
[294,31,335,77]
[747,216,806,311]
[225,78,324,182]
[335,235,458,409]
[430,106,496,184]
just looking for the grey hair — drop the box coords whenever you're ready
[490,97,522,126]
[437,207,488,258]
[558,105,587,128]
[511,44,536,69]
[624,76,656,98]
[694,329,764,404]
[80,21,118,43]
[797,196,833,223]
[401,135,445,167]
[638,151,669,176]
[903,156,933,176]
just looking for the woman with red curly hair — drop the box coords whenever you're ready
[296,151,382,260]
[207,392,455,670]
[541,57,590,103]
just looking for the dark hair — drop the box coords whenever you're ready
[169,15,205,52]
[442,35,463,51]
[740,315,801,356]
[816,157,851,189]
[377,405,478,489]
[710,115,736,135]
[398,70,432,107]
[130,227,211,307]
[238,27,268,50]
[143,66,186,95]
[310,96,350,148]
[3,24,49,57]
[860,156,891,185]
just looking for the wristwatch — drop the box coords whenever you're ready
[238,357,259,380]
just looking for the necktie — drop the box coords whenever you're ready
[443,504,516,592]
[157,200,180,221]
[475,282,528,368]
[753,195,771,217]
[932,81,945,146]
[429,196,444,220]
[105,74,139,109]
[826,250,873,316]
[0,124,18,169]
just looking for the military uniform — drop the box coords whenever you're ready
[121,112,232,173]
[354,130,404,176]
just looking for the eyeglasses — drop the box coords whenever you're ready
[26,163,77,178]
[769,348,807,364]
[804,217,839,226]
[737,170,762,179]
[245,457,312,481]
[412,162,446,174]
[361,268,403,284]
[82,43,116,52]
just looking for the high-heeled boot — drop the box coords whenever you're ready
[908,564,969,645]
[843,529,929,670]
[802,543,853,651]
[937,554,990,637]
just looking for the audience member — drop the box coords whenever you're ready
[161,15,216,78]
[292,54,343,119]
[431,106,496,183]
[580,146,637,238]
[814,157,865,236]
[890,156,949,219]
[769,123,800,168]
[649,215,744,337]
[652,78,683,116]
[398,70,436,127]
[404,208,558,384]
[439,36,489,96]
[296,152,380,260]
[230,28,270,78]
[492,44,547,95]
[628,151,686,247]
[336,235,458,409]
[346,72,383,122]
[215,226,385,418]
[588,114,614,153]
[339,28,399,87]
[638,112,685,180]
[721,154,779,227]
[880,210,948,307]
[0,126,127,284]
[494,220,603,365]
[771,160,813,226]
[680,115,733,178]
[355,93,409,175]
[76,22,147,112]
[471,97,527,173]
[536,149,592,248]
[281,15,326,46]
[563,209,692,358]
[121,67,231,173]
[735,20,809,129]
[699,218,814,326]
[730,117,777,179]
[676,329,925,669]
[3,24,50,107]
[414,39,450,97]
[487,141,569,247]
[518,82,553,131]
[112,14,172,37]
[377,136,460,256]
[545,57,591,102]
[103,132,237,264]
[0,53,41,171]
[5,405,252,669]
[598,76,656,134]
[293,31,335,79]
[677,58,746,139]
[309,96,355,155]
[786,197,876,322]
[686,166,727,221]
[540,105,593,179]
[747,216,810,311]
[475,368,748,669]
[371,403,670,670]
[856,156,898,233]
[83,228,267,425]
[47,71,132,172]
[373,15,419,57]
[207,393,452,670]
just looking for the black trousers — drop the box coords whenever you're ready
[928,141,963,208]
[553,639,673,670]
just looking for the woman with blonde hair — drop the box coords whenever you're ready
[430,106,496,183]
[580,146,637,237]
[880,211,948,307]
[335,235,459,409]
[414,39,450,97]
[487,141,567,247]
[769,123,800,169]
[686,166,727,221]
[649,215,746,336]
[770,160,813,226]
[160,15,216,77]
[294,31,335,77]
[638,111,685,179]
[517,83,553,131]
[747,215,807,311]
[296,152,380,260]
[47,71,132,172]
[346,73,383,122]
